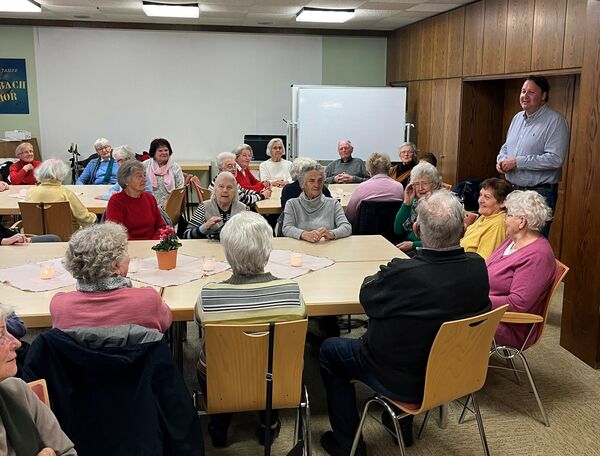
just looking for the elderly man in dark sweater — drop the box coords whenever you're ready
[325,140,369,184]
[319,190,491,456]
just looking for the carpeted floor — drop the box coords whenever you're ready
[23,284,600,455]
[181,284,600,455]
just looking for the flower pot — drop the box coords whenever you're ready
[156,249,178,270]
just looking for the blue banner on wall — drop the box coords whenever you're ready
[0,59,30,114]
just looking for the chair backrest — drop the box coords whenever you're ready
[18,201,75,241]
[530,259,569,348]
[164,187,186,226]
[419,305,508,412]
[464,211,478,227]
[27,379,50,407]
[352,199,404,244]
[204,319,308,414]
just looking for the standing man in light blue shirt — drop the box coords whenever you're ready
[496,75,569,236]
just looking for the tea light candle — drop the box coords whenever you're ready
[40,264,55,280]
[203,256,216,272]
[128,258,140,274]
[290,252,303,267]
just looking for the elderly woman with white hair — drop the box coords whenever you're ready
[76,137,118,185]
[390,142,418,187]
[195,211,305,448]
[50,222,172,332]
[9,142,40,185]
[105,160,166,240]
[209,152,271,206]
[98,145,152,200]
[26,159,97,230]
[0,302,77,456]
[283,162,351,243]
[487,190,555,349]
[183,172,246,239]
[280,157,332,212]
[233,144,271,193]
[259,138,291,187]
[394,162,442,253]
[345,152,404,224]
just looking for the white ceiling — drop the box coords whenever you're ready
[0,0,474,31]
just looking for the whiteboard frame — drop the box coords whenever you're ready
[290,85,408,161]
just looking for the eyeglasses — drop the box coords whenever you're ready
[412,181,433,189]
[96,145,111,151]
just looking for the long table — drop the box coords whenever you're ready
[0,236,404,328]
[0,185,111,215]
[255,183,359,215]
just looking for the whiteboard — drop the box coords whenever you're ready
[33,28,322,162]
[291,85,407,161]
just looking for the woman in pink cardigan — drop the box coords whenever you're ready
[50,222,172,332]
[486,190,555,349]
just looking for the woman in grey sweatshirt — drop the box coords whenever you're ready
[282,162,351,242]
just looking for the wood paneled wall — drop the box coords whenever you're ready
[560,0,600,367]
[404,79,462,184]
[389,0,586,84]
[388,0,600,367]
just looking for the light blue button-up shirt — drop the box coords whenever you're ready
[497,104,569,187]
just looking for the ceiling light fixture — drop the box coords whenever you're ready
[142,1,199,19]
[296,7,354,23]
[0,0,41,13]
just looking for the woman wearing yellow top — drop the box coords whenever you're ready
[26,159,97,230]
[460,177,513,260]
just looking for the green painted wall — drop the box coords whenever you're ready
[0,26,40,141]
[322,36,387,87]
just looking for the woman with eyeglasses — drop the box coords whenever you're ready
[394,162,442,253]
[0,302,77,455]
[390,142,418,187]
[233,144,271,193]
[9,142,41,185]
[486,190,555,349]
[76,138,118,185]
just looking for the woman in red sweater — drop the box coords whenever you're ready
[105,160,166,240]
[233,143,271,192]
[9,142,41,185]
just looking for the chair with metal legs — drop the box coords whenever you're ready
[350,305,508,456]
[461,260,569,427]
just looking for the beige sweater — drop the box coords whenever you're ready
[0,377,77,456]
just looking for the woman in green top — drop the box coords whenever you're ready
[394,162,442,254]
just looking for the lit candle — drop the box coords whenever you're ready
[40,264,55,280]
[290,252,303,267]
[203,256,216,272]
[128,258,140,274]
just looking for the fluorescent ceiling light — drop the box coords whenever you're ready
[0,0,41,13]
[142,2,199,18]
[296,7,354,23]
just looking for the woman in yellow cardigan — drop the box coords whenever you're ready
[460,177,513,260]
[26,159,97,230]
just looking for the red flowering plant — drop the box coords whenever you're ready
[152,226,182,252]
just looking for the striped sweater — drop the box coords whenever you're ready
[208,176,263,207]
[195,273,305,326]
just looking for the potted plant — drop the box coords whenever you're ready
[152,226,182,270]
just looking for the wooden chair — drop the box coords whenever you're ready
[350,305,508,456]
[17,201,75,241]
[27,379,50,407]
[195,319,311,456]
[164,187,186,227]
[483,259,569,427]
[465,211,478,227]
